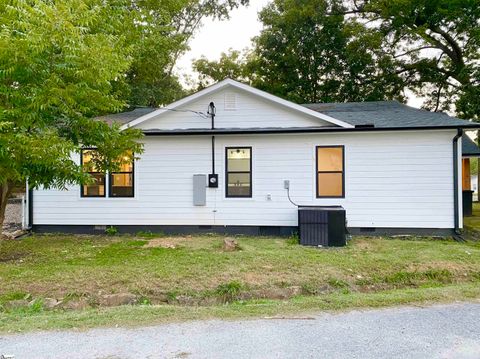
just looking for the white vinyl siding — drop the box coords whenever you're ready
[135,88,334,130]
[33,130,457,229]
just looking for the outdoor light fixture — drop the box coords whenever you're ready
[207,101,216,117]
[207,101,216,130]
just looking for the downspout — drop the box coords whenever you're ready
[453,129,462,234]
[28,185,33,230]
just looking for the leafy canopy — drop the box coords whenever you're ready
[192,0,479,120]
[124,0,249,107]
[0,0,143,225]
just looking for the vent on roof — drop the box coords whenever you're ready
[224,92,237,110]
[355,124,375,128]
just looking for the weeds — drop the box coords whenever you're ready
[216,281,243,302]
[286,232,300,245]
[105,226,118,236]
[136,230,164,238]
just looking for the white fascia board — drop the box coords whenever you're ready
[121,78,354,130]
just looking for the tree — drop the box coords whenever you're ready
[192,49,253,89]
[192,0,479,117]
[124,0,249,107]
[192,0,405,103]
[0,0,143,229]
[254,0,407,103]
[338,0,480,120]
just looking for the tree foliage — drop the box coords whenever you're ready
[192,50,254,89]
[124,0,249,107]
[251,0,405,104]
[342,0,480,120]
[0,0,248,228]
[0,0,143,227]
[192,0,479,119]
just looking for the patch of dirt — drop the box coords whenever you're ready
[240,286,304,301]
[98,293,138,307]
[0,251,28,263]
[143,236,192,249]
[352,239,376,251]
[222,238,240,252]
[242,272,270,286]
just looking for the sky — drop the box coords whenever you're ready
[175,0,424,108]
[175,0,271,82]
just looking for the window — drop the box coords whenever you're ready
[110,152,134,198]
[316,146,344,198]
[81,149,105,197]
[226,147,252,197]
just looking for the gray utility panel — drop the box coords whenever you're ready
[298,206,346,247]
[193,174,207,206]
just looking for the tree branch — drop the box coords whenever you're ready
[434,83,444,112]
[394,46,438,58]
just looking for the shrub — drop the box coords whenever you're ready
[216,281,242,302]
[286,232,300,245]
[105,226,118,236]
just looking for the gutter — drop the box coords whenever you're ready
[142,125,480,136]
[453,129,463,234]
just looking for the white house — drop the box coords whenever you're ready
[30,79,479,236]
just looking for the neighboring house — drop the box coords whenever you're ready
[461,136,480,205]
[30,79,480,235]
[462,137,480,191]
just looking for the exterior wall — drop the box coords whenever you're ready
[33,130,457,230]
[135,88,332,130]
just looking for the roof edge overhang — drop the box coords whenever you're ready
[463,153,480,157]
[121,79,355,130]
[142,125,480,136]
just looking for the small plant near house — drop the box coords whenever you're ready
[105,226,118,236]
[286,232,300,245]
[215,281,243,303]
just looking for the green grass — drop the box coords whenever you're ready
[464,202,480,232]
[0,233,480,332]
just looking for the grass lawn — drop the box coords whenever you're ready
[1,233,479,333]
[463,202,480,232]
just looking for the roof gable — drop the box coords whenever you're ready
[122,79,354,130]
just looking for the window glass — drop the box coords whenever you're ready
[82,174,105,197]
[227,148,251,172]
[81,150,105,197]
[226,147,251,197]
[317,147,343,171]
[110,153,134,198]
[227,173,251,197]
[317,146,344,198]
[317,173,343,197]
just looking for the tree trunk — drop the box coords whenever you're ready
[0,182,12,232]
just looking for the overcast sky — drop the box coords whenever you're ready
[175,0,270,80]
[175,0,424,108]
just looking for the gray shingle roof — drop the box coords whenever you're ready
[95,107,157,126]
[463,136,480,157]
[302,101,475,128]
